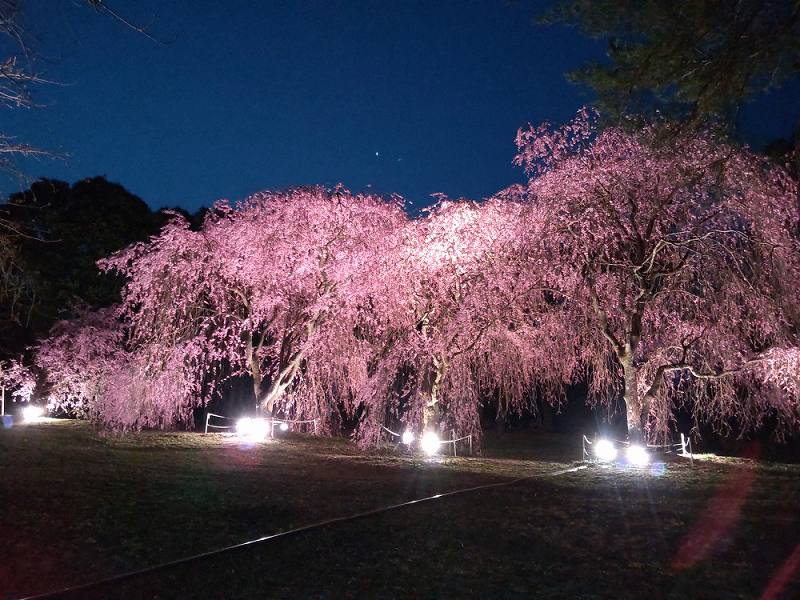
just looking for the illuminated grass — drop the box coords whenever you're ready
[1,420,798,599]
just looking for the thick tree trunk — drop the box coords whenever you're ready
[257,367,299,436]
[421,357,446,431]
[245,333,284,436]
[622,358,645,443]
[245,326,309,436]
[246,337,274,435]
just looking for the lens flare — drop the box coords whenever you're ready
[626,444,650,466]
[420,431,440,456]
[22,405,44,423]
[593,439,617,462]
[236,417,269,441]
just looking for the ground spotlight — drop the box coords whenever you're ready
[420,431,440,456]
[279,422,289,432]
[401,430,415,445]
[593,438,617,462]
[236,417,269,441]
[626,444,650,466]
[22,405,44,423]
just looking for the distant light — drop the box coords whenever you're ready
[593,439,617,462]
[22,405,44,423]
[420,431,440,456]
[626,444,650,466]
[279,422,289,432]
[401,430,415,445]
[236,417,269,442]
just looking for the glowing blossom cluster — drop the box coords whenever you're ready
[1,358,36,403]
[34,116,800,444]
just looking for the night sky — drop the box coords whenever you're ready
[4,0,799,212]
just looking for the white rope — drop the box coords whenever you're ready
[589,436,683,449]
[583,434,693,461]
[207,412,236,420]
[381,429,472,445]
[208,413,318,425]
[442,434,472,444]
[205,413,319,434]
[279,417,319,425]
[381,425,401,437]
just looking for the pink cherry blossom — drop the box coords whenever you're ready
[515,113,800,441]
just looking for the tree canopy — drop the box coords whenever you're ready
[35,131,799,444]
[546,0,800,128]
[515,110,800,440]
[0,177,171,357]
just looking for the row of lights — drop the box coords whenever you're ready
[593,438,650,466]
[11,406,651,467]
[235,421,446,456]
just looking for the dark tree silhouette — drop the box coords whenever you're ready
[545,0,800,128]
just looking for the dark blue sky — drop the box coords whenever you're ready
[3,1,798,212]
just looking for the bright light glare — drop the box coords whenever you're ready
[401,430,415,445]
[22,405,43,423]
[279,422,289,432]
[593,439,617,462]
[626,444,650,466]
[420,431,440,456]
[236,417,269,441]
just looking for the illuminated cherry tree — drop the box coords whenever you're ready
[0,357,35,405]
[99,187,406,432]
[515,111,800,440]
[32,120,800,444]
[35,306,125,418]
[354,196,555,445]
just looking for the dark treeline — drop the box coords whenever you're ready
[0,176,206,358]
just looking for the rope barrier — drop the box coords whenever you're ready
[380,427,472,446]
[582,434,694,463]
[20,463,587,599]
[205,413,320,434]
[380,426,472,456]
[206,412,235,420]
[381,425,402,437]
[273,417,319,425]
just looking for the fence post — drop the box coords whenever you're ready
[680,433,686,456]
[468,434,473,456]
[204,412,210,434]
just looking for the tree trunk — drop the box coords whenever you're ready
[495,397,507,435]
[622,358,644,443]
[421,357,446,431]
[245,338,275,436]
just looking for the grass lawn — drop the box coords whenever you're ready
[1,420,799,599]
